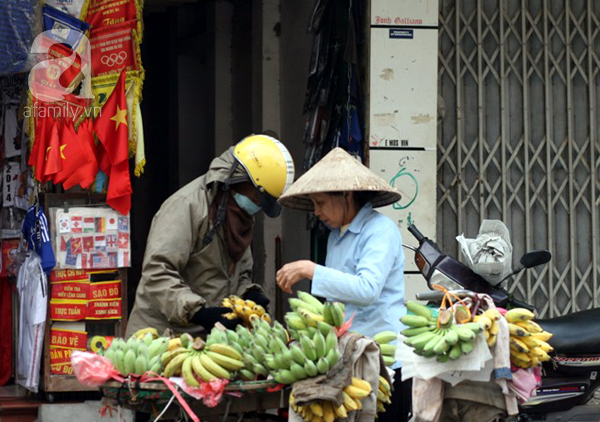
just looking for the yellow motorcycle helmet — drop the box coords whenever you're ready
[233,134,295,217]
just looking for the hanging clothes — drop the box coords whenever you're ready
[17,252,47,393]
[22,204,56,275]
[303,0,366,169]
[0,277,12,386]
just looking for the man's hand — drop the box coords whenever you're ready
[243,289,270,310]
[276,260,317,294]
[191,306,241,330]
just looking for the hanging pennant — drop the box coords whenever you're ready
[42,5,90,51]
[80,0,142,33]
[89,20,141,77]
[45,0,87,19]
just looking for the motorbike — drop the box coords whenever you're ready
[404,224,600,421]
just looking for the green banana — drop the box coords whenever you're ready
[316,357,329,374]
[304,358,318,377]
[324,347,340,368]
[291,343,307,365]
[135,354,148,375]
[297,291,325,313]
[124,349,136,374]
[374,331,398,344]
[300,334,317,361]
[401,326,433,337]
[290,361,308,380]
[331,302,345,327]
[400,315,430,328]
[314,332,327,358]
[325,330,338,354]
[379,344,396,356]
[322,303,335,325]
[405,301,434,320]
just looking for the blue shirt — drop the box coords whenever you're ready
[311,203,406,368]
[22,205,56,275]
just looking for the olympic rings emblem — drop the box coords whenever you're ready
[101,51,128,67]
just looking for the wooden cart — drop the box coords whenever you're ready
[101,379,289,421]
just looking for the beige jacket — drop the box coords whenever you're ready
[126,148,260,337]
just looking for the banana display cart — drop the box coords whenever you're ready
[100,379,289,420]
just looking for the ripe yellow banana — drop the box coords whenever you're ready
[309,401,324,417]
[344,385,371,400]
[510,337,530,353]
[505,308,535,323]
[483,308,502,321]
[342,391,358,411]
[378,375,391,395]
[199,353,231,379]
[515,320,543,334]
[163,352,190,378]
[182,355,199,387]
[508,323,531,337]
[532,331,553,342]
[351,377,372,393]
[473,315,492,330]
[191,354,216,382]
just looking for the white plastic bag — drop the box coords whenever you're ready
[456,220,513,287]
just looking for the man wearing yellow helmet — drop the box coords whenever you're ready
[126,135,295,337]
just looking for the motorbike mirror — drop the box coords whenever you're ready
[520,250,551,268]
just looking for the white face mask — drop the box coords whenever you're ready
[233,192,261,215]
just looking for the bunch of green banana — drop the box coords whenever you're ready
[290,377,372,422]
[506,308,553,369]
[401,301,483,361]
[376,375,392,415]
[103,333,169,376]
[373,331,397,367]
[285,292,345,340]
[270,327,340,384]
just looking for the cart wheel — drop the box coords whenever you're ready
[46,393,55,403]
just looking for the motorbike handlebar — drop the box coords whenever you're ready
[407,224,426,242]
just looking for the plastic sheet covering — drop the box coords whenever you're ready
[456,220,513,287]
[0,0,42,76]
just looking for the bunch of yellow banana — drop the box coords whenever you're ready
[289,377,372,422]
[373,331,397,367]
[473,308,502,347]
[506,308,554,369]
[376,375,392,415]
[178,343,246,387]
[102,332,170,376]
[221,295,272,326]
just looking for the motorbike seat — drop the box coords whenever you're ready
[537,308,600,355]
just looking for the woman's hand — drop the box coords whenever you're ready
[276,260,317,294]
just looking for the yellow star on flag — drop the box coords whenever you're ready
[60,144,67,159]
[110,105,128,130]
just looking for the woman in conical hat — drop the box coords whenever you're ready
[276,147,412,422]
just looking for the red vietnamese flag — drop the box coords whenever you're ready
[53,120,90,185]
[94,70,132,215]
[63,119,99,190]
[43,119,62,181]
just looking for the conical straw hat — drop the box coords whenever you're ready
[278,148,403,211]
